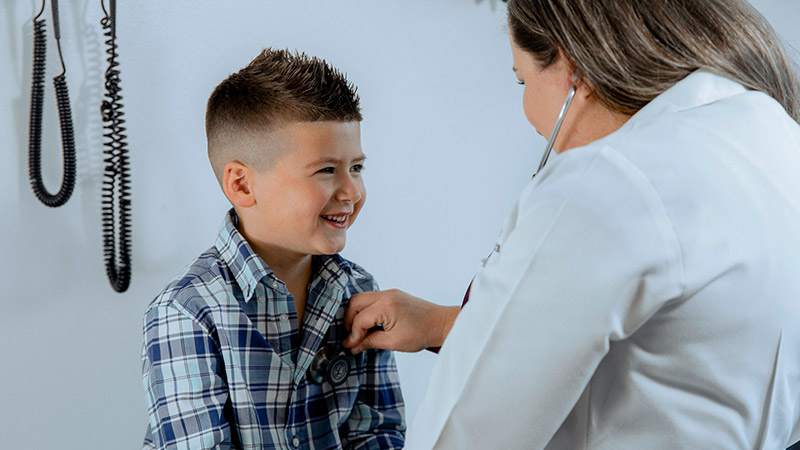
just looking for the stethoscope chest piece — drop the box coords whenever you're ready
[308,344,351,386]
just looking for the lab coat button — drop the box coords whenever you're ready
[291,436,300,447]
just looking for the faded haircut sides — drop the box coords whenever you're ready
[205,48,362,183]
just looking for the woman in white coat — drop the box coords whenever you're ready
[344,0,800,448]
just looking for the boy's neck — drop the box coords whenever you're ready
[252,242,313,324]
[265,251,313,293]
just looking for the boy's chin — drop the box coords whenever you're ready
[313,241,346,255]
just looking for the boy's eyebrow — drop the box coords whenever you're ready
[306,155,367,167]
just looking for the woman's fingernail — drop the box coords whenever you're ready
[344,333,358,346]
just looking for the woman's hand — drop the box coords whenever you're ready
[343,289,460,354]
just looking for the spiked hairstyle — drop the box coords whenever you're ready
[205,48,362,182]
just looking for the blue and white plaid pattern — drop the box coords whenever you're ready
[142,210,405,450]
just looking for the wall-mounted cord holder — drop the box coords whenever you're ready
[28,0,77,207]
[100,0,132,293]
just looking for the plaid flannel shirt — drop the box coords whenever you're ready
[142,210,405,450]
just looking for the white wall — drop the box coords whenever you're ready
[0,1,797,448]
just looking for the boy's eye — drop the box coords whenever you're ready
[517,80,525,85]
[317,167,335,174]
[350,164,363,173]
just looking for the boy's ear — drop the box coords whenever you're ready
[222,161,256,208]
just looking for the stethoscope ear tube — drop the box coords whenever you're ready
[534,84,577,177]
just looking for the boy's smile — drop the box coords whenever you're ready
[236,121,366,261]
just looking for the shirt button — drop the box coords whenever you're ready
[279,313,289,322]
[291,436,300,447]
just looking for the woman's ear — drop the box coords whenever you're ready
[574,74,593,100]
[555,48,588,98]
[222,161,256,208]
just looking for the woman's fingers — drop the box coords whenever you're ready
[344,295,390,349]
[344,291,381,333]
[344,289,460,353]
[349,329,389,354]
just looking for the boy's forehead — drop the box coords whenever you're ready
[269,121,364,162]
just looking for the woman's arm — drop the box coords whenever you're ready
[343,289,461,353]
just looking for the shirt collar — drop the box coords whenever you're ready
[312,253,353,293]
[215,209,274,301]
[215,209,355,302]
[621,70,748,131]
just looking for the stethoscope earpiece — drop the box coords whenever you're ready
[307,344,352,386]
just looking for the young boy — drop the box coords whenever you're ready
[141,49,405,450]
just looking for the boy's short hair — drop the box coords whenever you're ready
[205,48,362,183]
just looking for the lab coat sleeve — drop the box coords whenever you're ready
[406,147,684,449]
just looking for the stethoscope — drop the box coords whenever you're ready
[307,344,352,386]
[308,83,580,379]
[480,79,577,270]
[306,323,384,386]
[534,80,577,177]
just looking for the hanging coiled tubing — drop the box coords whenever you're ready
[100,0,132,293]
[28,0,76,208]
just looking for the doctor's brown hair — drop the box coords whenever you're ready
[205,48,362,183]
[507,0,800,123]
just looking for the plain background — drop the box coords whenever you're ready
[1,1,798,448]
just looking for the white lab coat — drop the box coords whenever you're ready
[406,71,800,449]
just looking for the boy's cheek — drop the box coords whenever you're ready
[351,193,366,224]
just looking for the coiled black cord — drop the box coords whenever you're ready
[28,0,77,208]
[101,0,132,293]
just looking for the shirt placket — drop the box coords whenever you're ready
[258,276,306,449]
[263,276,300,366]
[284,261,347,449]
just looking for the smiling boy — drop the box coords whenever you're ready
[141,49,405,450]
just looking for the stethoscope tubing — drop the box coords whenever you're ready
[535,84,577,176]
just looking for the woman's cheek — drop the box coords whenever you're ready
[523,89,541,131]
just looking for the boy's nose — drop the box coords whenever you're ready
[335,176,362,204]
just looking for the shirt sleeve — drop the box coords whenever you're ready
[407,147,684,449]
[339,348,406,450]
[142,302,234,450]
